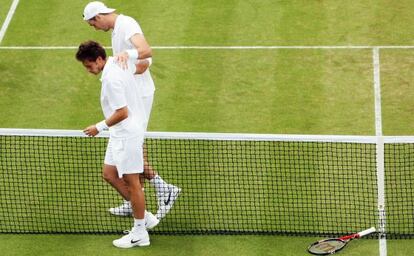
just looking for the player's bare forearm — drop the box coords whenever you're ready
[105,107,128,126]
[114,34,152,69]
[83,107,128,137]
[136,46,151,59]
[130,34,152,59]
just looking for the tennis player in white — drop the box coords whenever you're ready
[76,40,153,248]
[83,1,181,220]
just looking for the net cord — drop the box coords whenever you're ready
[1,128,414,144]
[0,128,411,143]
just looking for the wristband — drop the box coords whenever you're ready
[126,49,139,60]
[147,57,152,66]
[96,120,108,132]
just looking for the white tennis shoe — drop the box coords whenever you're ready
[144,210,159,229]
[109,200,133,216]
[113,228,150,248]
[156,185,182,219]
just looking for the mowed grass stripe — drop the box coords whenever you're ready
[0,0,12,28]
[151,49,374,134]
[0,49,375,135]
[380,49,414,136]
[2,0,108,46]
[1,1,414,46]
[0,50,101,129]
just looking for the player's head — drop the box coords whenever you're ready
[83,1,116,31]
[76,40,107,75]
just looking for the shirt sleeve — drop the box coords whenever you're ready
[124,16,143,42]
[106,79,127,110]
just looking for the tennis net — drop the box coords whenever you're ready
[0,128,412,238]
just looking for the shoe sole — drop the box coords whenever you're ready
[109,209,132,217]
[113,241,150,248]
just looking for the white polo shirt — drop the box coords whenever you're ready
[112,14,155,97]
[100,57,147,138]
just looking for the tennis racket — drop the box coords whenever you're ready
[307,227,376,255]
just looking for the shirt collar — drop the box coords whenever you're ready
[112,14,123,38]
[100,56,114,82]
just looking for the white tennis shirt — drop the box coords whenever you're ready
[100,57,147,138]
[112,14,155,97]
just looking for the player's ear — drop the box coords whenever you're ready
[95,56,104,66]
[94,14,102,21]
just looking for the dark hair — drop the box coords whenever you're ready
[75,40,106,62]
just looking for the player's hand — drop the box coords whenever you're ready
[114,52,129,70]
[135,59,150,74]
[83,125,99,137]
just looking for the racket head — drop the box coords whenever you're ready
[307,238,347,255]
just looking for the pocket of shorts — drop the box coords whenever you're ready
[111,139,126,165]
[112,139,125,152]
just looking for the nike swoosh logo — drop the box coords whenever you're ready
[164,191,172,205]
[131,239,141,244]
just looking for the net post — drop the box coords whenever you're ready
[376,136,387,256]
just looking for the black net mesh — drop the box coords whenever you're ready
[0,131,410,238]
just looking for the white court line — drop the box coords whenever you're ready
[153,45,414,49]
[1,45,414,50]
[0,0,20,44]
[373,48,383,136]
[373,47,387,256]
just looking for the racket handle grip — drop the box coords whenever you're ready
[358,227,376,237]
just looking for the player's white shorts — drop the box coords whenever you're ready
[104,136,144,178]
[142,94,154,130]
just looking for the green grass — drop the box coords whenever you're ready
[380,49,414,135]
[0,50,101,129]
[0,0,12,25]
[151,49,375,134]
[0,234,382,256]
[0,234,408,256]
[1,0,414,255]
[3,1,414,46]
[0,49,375,135]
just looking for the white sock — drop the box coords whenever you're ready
[149,175,169,194]
[134,218,145,232]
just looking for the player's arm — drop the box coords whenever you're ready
[129,33,152,59]
[104,107,128,126]
[124,57,151,75]
[135,58,151,74]
[83,107,128,137]
[116,34,152,68]
[84,79,128,137]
